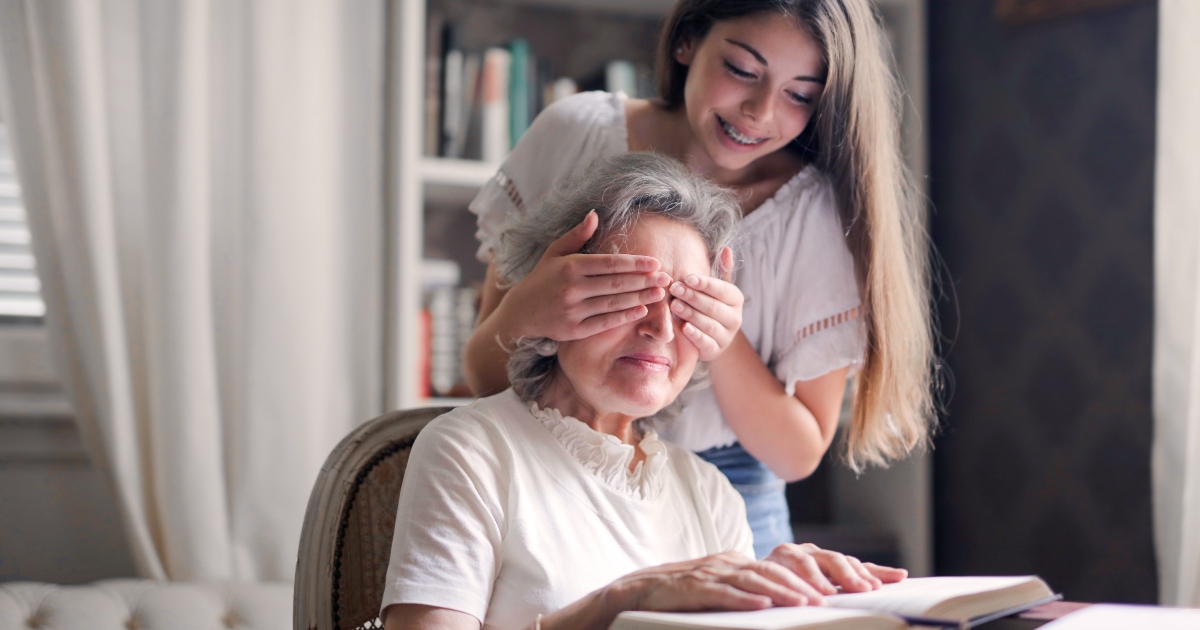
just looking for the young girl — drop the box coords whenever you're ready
[463,0,934,558]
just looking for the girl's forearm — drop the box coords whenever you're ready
[463,265,520,396]
[462,303,517,396]
[708,333,841,481]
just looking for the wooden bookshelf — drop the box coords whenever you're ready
[389,0,672,412]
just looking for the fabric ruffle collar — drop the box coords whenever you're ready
[530,402,668,501]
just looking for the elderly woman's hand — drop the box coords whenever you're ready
[606,551,822,613]
[605,544,905,614]
[764,543,908,596]
[667,247,744,361]
[539,545,908,629]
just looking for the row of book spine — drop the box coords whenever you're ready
[425,17,655,161]
[420,259,478,399]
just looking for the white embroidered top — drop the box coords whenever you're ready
[470,91,866,452]
[379,390,754,630]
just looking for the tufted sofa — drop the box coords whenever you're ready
[0,580,291,630]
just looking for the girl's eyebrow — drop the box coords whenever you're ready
[725,38,768,64]
[724,38,826,84]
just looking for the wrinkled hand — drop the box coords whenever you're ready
[609,551,820,613]
[540,546,908,630]
[764,543,908,599]
[503,210,669,341]
[667,247,744,360]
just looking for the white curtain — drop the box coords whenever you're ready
[1153,0,1200,608]
[0,0,385,581]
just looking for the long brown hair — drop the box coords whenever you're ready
[657,0,935,470]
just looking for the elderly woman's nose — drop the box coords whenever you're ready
[637,298,675,341]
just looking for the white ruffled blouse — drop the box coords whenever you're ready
[381,390,754,630]
[469,91,867,452]
[530,402,668,501]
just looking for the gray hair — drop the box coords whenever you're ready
[494,152,740,419]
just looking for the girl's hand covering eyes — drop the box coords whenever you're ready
[668,247,744,360]
[503,210,669,341]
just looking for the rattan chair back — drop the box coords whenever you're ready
[294,406,453,630]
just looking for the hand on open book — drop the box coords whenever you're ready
[606,550,823,612]
[535,547,909,630]
[764,543,908,598]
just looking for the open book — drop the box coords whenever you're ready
[610,576,1057,630]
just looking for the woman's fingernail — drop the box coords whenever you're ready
[685,274,700,286]
[670,282,685,296]
[672,300,684,313]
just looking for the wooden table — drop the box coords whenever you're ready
[979,602,1092,628]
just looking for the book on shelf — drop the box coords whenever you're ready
[456,52,482,159]
[550,77,578,104]
[438,21,462,159]
[605,59,637,97]
[424,13,444,158]
[420,259,479,399]
[508,38,531,146]
[426,17,658,160]
[577,59,654,97]
[610,576,1058,630]
[481,47,511,164]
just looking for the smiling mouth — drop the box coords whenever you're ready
[621,354,671,371]
[717,115,767,146]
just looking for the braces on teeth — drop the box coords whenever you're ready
[720,117,764,145]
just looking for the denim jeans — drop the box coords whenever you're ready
[696,442,793,559]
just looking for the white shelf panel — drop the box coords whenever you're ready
[419,158,498,188]
[420,158,500,206]
[412,397,475,409]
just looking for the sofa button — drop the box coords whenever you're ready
[25,614,41,629]
[222,612,237,628]
[126,617,142,630]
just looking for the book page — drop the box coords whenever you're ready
[611,606,899,630]
[1041,604,1200,629]
[824,576,1037,618]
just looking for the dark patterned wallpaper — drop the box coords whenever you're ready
[928,0,1158,603]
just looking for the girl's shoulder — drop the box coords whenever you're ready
[501,90,627,191]
[469,92,628,262]
[526,90,626,141]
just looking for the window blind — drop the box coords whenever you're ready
[0,126,44,318]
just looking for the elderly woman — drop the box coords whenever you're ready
[380,153,905,630]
